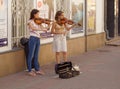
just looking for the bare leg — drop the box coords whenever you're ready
[56,52,60,64]
[62,52,67,62]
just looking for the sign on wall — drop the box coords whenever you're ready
[68,0,85,38]
[71,0,84,34]
[0,0,8,47]
[87,0,96,35]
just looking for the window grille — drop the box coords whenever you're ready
[56,0,71,18]
[11,0,33,48]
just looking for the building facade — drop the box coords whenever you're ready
[0,0,105,77]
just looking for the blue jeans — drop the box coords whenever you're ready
[27,36,40,72]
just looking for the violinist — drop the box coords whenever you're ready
[51,11,76,65]
[27,9,51,76]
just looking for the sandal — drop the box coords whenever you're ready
[28,71,36,76]
[36,70,45,75]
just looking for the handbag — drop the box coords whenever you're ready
[20,37,29,46]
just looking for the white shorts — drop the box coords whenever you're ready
[53,34,67,52]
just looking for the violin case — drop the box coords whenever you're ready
[55,61,80,79]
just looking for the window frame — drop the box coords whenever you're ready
[0,0,12,53]
[68,0,85,38]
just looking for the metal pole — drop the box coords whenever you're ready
[85,0,87,52]
[114,0,119,37]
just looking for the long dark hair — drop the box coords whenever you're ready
[30,9,39,20]
[55,11,64,21]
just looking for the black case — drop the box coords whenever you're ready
[55,61,80,79]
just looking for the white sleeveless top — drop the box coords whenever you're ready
[28,20,44,38]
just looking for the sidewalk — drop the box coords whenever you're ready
[0,46,120,89]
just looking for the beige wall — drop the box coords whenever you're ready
[0,50,25,77]
[87,33,105,51]
[0,33,105,77]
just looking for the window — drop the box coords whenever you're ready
[11,0,34,48]
[87,0,96,35]
[69,0,85,38]
[0,0,11,52]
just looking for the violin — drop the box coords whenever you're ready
[60,18,81,26]
[34,18,53,25]
[34,18,44,25]
[44,19,53,25]
[60,18,73,25]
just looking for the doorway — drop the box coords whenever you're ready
[106,0,119,39]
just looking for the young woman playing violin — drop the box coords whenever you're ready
[27,9,51,76]
[51,11,76,64]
